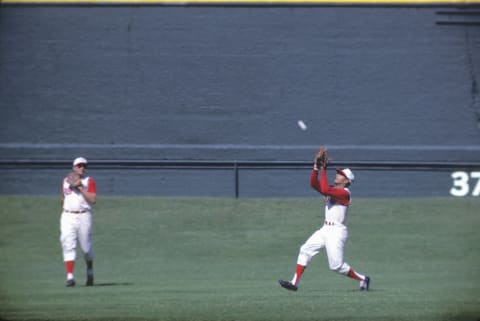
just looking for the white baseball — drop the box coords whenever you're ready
[297,120,308,131]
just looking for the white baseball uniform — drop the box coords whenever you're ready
[280,167,369,291]
[60,176,96,262]
[296,175,352,276]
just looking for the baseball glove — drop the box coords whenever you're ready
[66,172,81,188]
[314,146,329,168]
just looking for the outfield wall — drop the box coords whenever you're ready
[1,5,479,197]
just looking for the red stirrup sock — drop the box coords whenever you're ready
[347,268,365,281]
[65,260,75,279]
[292,264,306,286]
[65,261,74,274]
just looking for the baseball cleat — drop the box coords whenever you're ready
[66,279,76,287]
[360,276,370,291]
[86,275,94,286]
[279,280,298,291]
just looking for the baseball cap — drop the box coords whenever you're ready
[336,168,355,183]
[73,157,88,166]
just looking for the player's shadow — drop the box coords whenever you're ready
[93,282,134,287]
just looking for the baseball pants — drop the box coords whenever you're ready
[297,225,351,275]
[60,211,94,262]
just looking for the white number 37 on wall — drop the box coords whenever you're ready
[450,171,480,197]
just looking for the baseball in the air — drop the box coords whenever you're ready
[297,120,308,131]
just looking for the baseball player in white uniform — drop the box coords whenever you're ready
[60,157,97,287]
[279,160,370,292]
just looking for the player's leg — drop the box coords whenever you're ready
[295,229,326,283]
[78,212,95,286]
[345,265,370,291]
[324,228,350,274]
[325,227,369,290]
[279,228,326,291]
[85,259,94,286]
[60,213,78,286]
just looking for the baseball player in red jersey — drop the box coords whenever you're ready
[279,158,370,292]
[60,157,97,287]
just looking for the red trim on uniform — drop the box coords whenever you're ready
[65,260,75,274]
[310,169,350,205]
[87,178,97,193]
[336,169,348,179]
[310,169,320,190]
[347,268,363,281]
[294,264,306,285]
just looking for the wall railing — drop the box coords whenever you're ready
[1,159,479,198]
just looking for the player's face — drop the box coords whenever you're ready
[73,163,87,176]
[334,173,349,186]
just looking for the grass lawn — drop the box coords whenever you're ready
[0,196,479,321]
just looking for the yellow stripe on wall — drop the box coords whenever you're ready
[1,0,480,3]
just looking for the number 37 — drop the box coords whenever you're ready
[450,171,480,197]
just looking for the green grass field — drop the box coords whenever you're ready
[0,196,479,321]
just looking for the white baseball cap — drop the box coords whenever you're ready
[336,168,355,183]
[73,157,88,166]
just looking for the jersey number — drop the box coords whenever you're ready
[450,171,480,197]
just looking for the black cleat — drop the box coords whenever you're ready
[86,275,94,286]
[279,280,298,292]
[66,279,76,287]
[360,276,370,291]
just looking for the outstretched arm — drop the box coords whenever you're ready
[310,168,321,193]
[310,168,350,205]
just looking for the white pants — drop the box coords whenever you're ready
[60,211,94,262]
[297,225,351,275]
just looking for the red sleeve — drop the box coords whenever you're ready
[310,169,321,192]
[311,168,350,205]
[87,178,97,193]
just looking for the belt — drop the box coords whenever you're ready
[64,209,87,214]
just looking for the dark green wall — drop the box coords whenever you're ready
[1,6,479,196]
